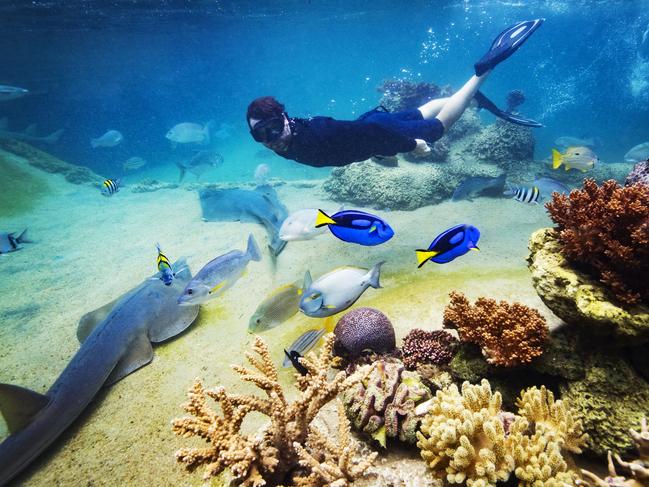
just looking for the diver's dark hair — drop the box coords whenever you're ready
[247,96,285,124]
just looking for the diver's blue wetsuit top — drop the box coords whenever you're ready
[277,107,445,167]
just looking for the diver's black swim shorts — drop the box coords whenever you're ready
[357,107,444,143]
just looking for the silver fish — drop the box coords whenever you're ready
[282,329,326,367]
[175,150,223,181]
[0,85,28,102]
[0,229,31,254]
[552,146,597,172]
[624,142,649,163]
[122,157,147,171]
[249,282,302,332]
[178,234,261,306]
[166,122,211,144]
[91,130,123,148]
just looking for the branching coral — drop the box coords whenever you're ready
[401,328,458,370]
[580,417,649,487]
[442,292,549,367]
[342,361,431,447]
[416,379,515,486]
[172,334,373,486]
[545,178,649,305]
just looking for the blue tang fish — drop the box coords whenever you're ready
[416,224,480,267]
[314,209,394,246]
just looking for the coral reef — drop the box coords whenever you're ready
[416,380,587,486]
[465,119,535,167]
[376,79,452,112]
[625,159,649,187]
[416,379,515,485]
[505,89,525,112]
[580,418,649,486]
[172,334,375,486]
[527,228,649,344]
[0,137,103,185]
[545,178,649,305]
[401,328,458,370]
[333,307,396,359]
[559,350,649,458]
[342,361,431,447]
[442,291,549,367]
[0,150,51,217]
[130,178,179,193]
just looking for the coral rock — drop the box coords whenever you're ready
[443,291,549,367]
[527,228,649,345]
[545,178,649,305]
[625,159,649,187]
[377,79,452,112]
[334,307,396,359]
[466,119,535,167]
[401,328,458,370]
[342,361,431,446]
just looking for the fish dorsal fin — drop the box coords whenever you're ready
[303,270,313,290]
[77,296,121,343]
[0,383,50,433]
[104,332,153,387]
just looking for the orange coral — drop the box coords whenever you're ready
[442,292,548,367]
[545,178,649,305]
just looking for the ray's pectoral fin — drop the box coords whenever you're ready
[104,332,154,387]
[76,297,121,343]
[0,383,50,433]
[148,304,200,343]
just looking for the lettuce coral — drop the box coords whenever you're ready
[442,292,549,367]
[545,178,649,305]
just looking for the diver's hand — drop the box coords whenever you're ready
[412,139,431,157]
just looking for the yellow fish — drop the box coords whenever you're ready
[552,146,597,172]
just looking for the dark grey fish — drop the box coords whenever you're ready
[199,185,288,257]
[452,174,507,201]
[0,85,28,102]
[176,150,224,181]
[0,229,31,254]
[282,329,326,367]
[0,260,199,486]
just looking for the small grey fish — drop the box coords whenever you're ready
[178,234,261,306]
[176,150,224,181]
[531,177,570,199]
[624,142,649,163]
[248,282,302,332]
[282,328,326,368]
[91,130,123,148]
[0,229,31,254]
[123,157,147,171]
[452,174,506,201]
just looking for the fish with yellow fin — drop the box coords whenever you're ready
[249,281,303,332]
[416,224,480,268]
[282,317,335,369]
[551,146,597,172]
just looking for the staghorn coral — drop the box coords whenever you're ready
[416,379,515,486]
[333,307,396,359]
[401,328,458,370]
[442,291,549,367]
[342,361,431,447]
[172,334,373,486]
[545,178,649,305]
[580,418,649,487]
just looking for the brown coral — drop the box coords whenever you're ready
[401,328,458,370]
[171,334,374,486]
[545,178,649,305]
[442,292,549,367]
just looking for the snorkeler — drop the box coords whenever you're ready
[247,19,544,167]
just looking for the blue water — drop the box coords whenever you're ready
[1,0,648,182]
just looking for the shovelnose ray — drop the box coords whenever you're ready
[0,259,199,486]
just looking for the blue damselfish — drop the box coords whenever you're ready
[314,209,394,246]
[416,224,480,267]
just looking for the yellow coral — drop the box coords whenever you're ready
[416,379,514,486]
[515,385,588,454]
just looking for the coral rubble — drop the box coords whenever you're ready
[545,178,649,306]
[342,361,431,447]
[130,178,179,193]
[333,307,396,359]
[401,328,458,370]
[625,159,649,187]
[527,228,649,344]
[442,291,549,367]
[172,334,374,486]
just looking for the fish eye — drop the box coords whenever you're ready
[256,318,261,324]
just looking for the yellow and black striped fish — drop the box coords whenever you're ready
[512,185,540,204]
[100,179,120,197]
[156,243,174,286]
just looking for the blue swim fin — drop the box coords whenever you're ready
[474,91,543,128]
[474,19,544,76]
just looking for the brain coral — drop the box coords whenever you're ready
[333,307,396,359]
[546,178,649,305]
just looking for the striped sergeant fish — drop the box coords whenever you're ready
[156,244,175,286]
[511,186,540,204]
[101,179,120,197]
[282,328,326,368]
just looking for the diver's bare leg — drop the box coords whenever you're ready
[429,73,489,129]
[417,97,449,119]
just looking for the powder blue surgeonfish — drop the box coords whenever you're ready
[416,224,480,267]
[315,209,394,246]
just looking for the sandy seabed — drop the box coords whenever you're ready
[0,158,562,486]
